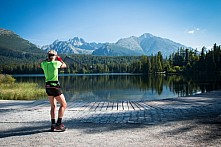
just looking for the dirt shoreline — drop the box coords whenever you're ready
[1,91,221,146]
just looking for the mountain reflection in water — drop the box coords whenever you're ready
[14,74,221,102]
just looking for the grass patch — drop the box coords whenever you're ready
[0,74,47,100]
[0,82,47,100]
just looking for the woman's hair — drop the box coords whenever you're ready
[47,50,57,60]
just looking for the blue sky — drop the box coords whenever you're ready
[0,0,221,49]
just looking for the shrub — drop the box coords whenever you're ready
[173,66,183,72]
[0,74,16,84]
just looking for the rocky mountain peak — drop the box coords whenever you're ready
[41,33,190,57]
[139,33,154,39]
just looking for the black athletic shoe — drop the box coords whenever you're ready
[54,123,66,132]
[51,124,55,132]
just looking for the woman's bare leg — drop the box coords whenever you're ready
[48,96,57,119]
[55,94,67,118]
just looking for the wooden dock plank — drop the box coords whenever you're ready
[106,102,114,111]
[122,101,128,110]
[97,102,105,111]
[65,101,75,109]
[94,102,103,111]
[68,102,81,110]
[84,102,93,110]
[139,102,155,110]
[89,102,98,111]
[128,101,134,110]
[112,102,118,111]
[130,101,141,110]
[83,102,94,111]
[73,102,88,111]
[134,102,145,110]
[117,101,123,111]
[101,102,109,111]
[143,101,164,110]
[77,102,90,111]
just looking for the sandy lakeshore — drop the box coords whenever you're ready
[1,91,221,147]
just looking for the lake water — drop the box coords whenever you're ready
[13,74,221,102]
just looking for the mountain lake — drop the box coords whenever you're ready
[13,73,221,102]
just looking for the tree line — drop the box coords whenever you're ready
[0,43,220,75]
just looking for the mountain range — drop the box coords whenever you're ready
[42,33,189,57]
[0,28,190,63]
[42,37,103,54]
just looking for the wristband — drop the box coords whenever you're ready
[57,56,63,62]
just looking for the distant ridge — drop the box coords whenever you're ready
[0,28,45,64]
[42,33,190,57]
[41,37,103,54]
[0,28,191,59]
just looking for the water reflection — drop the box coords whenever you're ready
[13,74,221,102]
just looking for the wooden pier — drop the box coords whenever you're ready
[67,101,160,111]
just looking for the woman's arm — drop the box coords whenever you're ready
[60,61,67,68]
[57,56,67,68]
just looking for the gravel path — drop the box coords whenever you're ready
[1,91,221,147]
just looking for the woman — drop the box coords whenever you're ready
[40,50,67,132]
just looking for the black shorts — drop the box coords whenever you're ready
[45,81,63,97]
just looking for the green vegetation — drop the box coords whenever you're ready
[0,29,220,75]
[170,43,221,75]
[0,29,45,68]
[0,74,15,84]
[0,29,220,76]
[61,43,221,75]
[0,74,46,100]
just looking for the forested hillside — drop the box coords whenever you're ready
[0,28,45,65]
[1,44,221,75]
[0,28,46,74]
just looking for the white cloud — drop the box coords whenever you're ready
[188,30,195,34]
[187,28,200,34]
